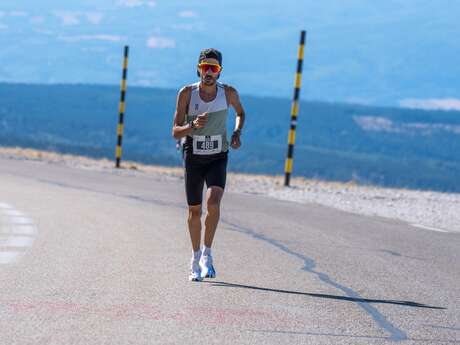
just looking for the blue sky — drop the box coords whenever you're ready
[1,0,459,109]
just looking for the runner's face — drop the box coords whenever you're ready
[199,58,220,86]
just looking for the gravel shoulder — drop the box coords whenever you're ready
[1,146,458,233]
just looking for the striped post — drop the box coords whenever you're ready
[284,31,306,186]
[115,45,129,168]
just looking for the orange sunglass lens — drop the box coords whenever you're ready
[199,64,221,73]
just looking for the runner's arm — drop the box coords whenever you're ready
[226,86,245,134]
[225,85,245,149]
[172,87,194,139]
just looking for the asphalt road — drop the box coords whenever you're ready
[0,158,459,345]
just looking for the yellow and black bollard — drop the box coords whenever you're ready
[115,45,129,168]
[284,31,306,186]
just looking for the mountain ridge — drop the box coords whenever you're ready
[1,82,459,192]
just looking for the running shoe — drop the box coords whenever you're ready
[200,255,216,278]
[189,258,203,282]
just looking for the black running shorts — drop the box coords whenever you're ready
[183,151,228,206]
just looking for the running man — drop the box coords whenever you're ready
[172,48,245,281]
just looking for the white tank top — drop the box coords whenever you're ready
[184,82,229,155]
[187,81,228,116]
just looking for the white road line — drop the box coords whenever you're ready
[5,217,34,225]
[2,236,35,247]
[0,202,38,264]
[4,224,37,235]
[411,223,450,233]
[2,209,25,217]
[0,252,21,264]
[0,203,12,209]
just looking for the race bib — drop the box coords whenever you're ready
[192,135,222,155]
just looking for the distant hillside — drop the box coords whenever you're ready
[1,83,459,192]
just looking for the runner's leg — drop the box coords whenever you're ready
[188,204,203,281]
[203,154,227,248]
[185,157,206,281]
[188,205,202,252]
[184,155,206,252]
[204,186,224,248]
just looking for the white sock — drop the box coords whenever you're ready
[192,249,201,261]
[202,246,211,256]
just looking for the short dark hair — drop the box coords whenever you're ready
[198,48,222,66]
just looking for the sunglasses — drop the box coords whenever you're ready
[198,62,222,74]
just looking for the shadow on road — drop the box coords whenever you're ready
[204,281,446,310]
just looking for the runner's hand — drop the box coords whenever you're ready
[231,130,241,149]
[193,113,208,128]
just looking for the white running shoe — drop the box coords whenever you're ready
[189,258,203,282]
[200,255,216,278]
